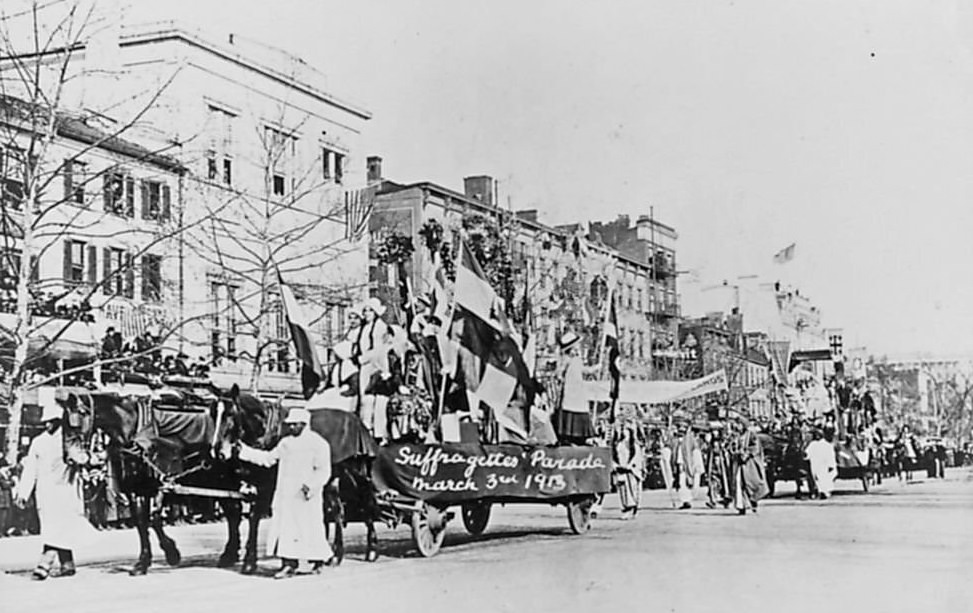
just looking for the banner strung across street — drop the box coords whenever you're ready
[373,443,612,504]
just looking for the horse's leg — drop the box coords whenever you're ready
[150,494,181,567]
[130,494,153,576]
[217,499,241,568]
[362,469,379,563]
[241,497,264,575]
[324,481,344,567]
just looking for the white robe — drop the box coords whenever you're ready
[806,439,837,496]
[239,428,334,561]
[15,429,98,550]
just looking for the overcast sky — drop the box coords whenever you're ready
[124,0,973,358]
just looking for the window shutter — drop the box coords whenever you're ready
[141,255,148,300]
[103,247,112,295]
[161,184,171,221]
[87,245,97,285]
[63,241,72,283]
[124,253,134,298]
[103,175,112,212]
[29,255,38,283]
[63,160,73,202]
[125,177,135,217]
[140,180,149,219]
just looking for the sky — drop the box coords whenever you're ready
[115,1,973,357]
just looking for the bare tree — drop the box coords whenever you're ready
[0,0,231,462]
[183,102,367,393]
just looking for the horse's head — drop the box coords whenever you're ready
[213,384,283,458]
[86,391,140,448]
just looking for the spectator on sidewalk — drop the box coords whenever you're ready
[613,422,645,519]
[14,391,99,580]
[230,408,334,578]
[0,458,13,536]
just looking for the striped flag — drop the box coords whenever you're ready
[448,240,531,415]
[276,270,325,399]
[344,186,376,241]
[604,294,620,400]
[773,243,796,264]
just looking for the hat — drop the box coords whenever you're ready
[284,408,311,425]
[38,387,62,423]
[333,340,353,360]
[361,297,386,317]
[559,331,581,350]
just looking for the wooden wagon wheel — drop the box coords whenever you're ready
[461,501,491,535]
[566,496,594,535]
[411,502,447,557]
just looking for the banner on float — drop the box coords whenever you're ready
[374,443,612,504]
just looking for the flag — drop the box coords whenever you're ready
[605,294,620,400]
[277,270,325,399]
[448,240,531,414]
[520,275,536,377]
[772,243,796,264]
[344,185,376,241]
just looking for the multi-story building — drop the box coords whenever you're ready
[367,163,678,381]
[0,93,185,455]
[2,20,373,394]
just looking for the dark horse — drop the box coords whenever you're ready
[218,387,383,568]
[761,424,817,499]
[67,386,252,575]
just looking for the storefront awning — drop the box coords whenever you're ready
[0,313,105,363]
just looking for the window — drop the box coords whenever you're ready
[210,280,238,363]
[0,247,20,313]
[322,146,348,184]
[205,150,233,187]
[205,105,236,187]
[102,247,127,297]
[63,159,87,205]
[141,254,162,301]
[267,293,291,373]
[104,170,135,217]
[265,127,297,197]
[141,180,170,221]
[638,330,645,359]
[63,240,94,286]
[1,147,25,210]
[637,288,643,313]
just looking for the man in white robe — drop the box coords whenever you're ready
[805,429,837,499]
[234,408,334,578]
[15,391,98,580]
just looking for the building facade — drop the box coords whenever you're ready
[2,20,374,393]
[368,164,680,382]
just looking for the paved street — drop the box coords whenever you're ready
[2,470,971,613]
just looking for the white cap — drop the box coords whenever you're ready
[37,387,62,423]
[284,408,311,424]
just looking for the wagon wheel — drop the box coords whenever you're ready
[411,502,447,557]
[461,501,491,535]
[566,496,594,535]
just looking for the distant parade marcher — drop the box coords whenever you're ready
[805,429,837,499]
[15,391,99,579]
[552,332,595,444]
[671,420,702,509]
[233,408,334,578]
[612,422,645,519]
[730,417,769,515]
[704,424,732,509]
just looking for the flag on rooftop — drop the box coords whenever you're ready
[773,243,796,264]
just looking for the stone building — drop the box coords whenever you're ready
[368,162,679,381]
[2,20,374,394]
